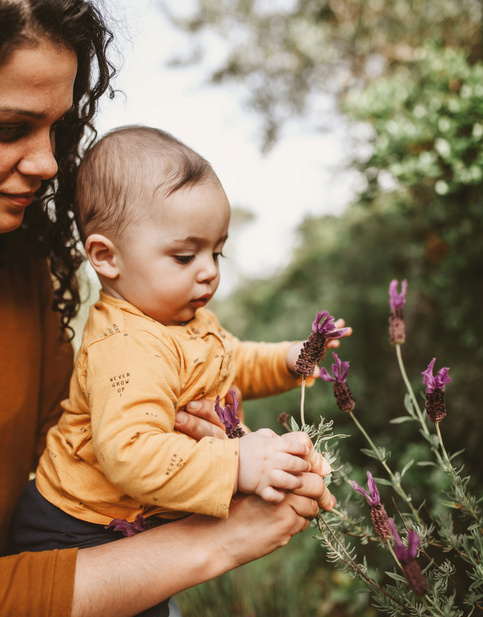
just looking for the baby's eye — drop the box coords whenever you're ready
[213,252,225,262]
[174,255,195,264]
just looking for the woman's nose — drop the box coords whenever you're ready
[16,132,58,180]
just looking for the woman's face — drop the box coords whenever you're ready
[0,38,78,233]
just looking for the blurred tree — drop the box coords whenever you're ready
[161,0,482,148]
[163,2,483,613]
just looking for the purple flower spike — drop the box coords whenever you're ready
[388,519,427,596]
[388,279,408,312]
[321,353,355,412]
[105,514,147,537]
[388,279,407,345]
[320,352,350,384]
[422,358,451,394]
[388,519,419,561]
[422,358,451,422]
[214,389,245,439]
[295,310,348,377]
[352,472,391,539]
[353,471,381,506]
[312,311,348,339]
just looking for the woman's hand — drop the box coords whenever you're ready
[283,431,336,511]
[174,388,246,440]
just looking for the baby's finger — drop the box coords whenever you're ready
[268,469,304,492]
[280,431,311,456]
[271,451,311,475]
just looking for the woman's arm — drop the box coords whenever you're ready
[72,480,322,617]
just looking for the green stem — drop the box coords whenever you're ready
[395,344,428,430]
[422,595,445,616]
[397,346,481,528]
[435,422,482,529]
[317,515,414,614]
[395,346,451,474]
[349,411,419,518]
[300,376,306,427]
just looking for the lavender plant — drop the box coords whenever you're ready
[291,281,483,616]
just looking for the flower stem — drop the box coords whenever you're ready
[397,346,481,528]
[435,422,482,529]
[300,376,306,427]
[316,515,414,613]
[395,344,428,429]
[349,411,419,518]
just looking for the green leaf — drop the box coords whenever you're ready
[385,571,408,584]
[401,460,415,477]
[439,499,462,509]
[390,416,414,424]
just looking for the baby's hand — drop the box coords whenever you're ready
[236,429,311,503]
[326,318,352,350]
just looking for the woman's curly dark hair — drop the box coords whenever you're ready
[0,0,116,339]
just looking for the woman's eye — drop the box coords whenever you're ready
[0,125,26,141]
[174,255,194,264]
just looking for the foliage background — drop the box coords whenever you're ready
[163,0,483,614]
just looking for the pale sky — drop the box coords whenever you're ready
[96,0,354,295]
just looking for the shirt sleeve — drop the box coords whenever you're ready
[0,548,77,617]
[79,328,238,518]
[231,339,304,399]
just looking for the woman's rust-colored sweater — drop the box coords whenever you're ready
[0,229,77,616]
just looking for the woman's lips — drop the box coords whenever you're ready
[1,192,36,207]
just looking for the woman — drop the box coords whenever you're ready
[0,1,335,616]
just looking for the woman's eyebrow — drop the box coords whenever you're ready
[0,105,74,119]
[0,107,46,119]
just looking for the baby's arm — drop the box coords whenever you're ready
[236,429,312,503]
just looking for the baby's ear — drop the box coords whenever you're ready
[85,234,119,279]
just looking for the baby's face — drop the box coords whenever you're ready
[113,179,230,326]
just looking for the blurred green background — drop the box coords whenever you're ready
[163,1,483,614]
[68,1,483,614]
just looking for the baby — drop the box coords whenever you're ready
[9,126,338,557]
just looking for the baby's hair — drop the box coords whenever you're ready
[75,125,216,243]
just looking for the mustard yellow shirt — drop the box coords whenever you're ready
[36,292,301,524]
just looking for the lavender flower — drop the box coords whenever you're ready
[388,519,428,596]
[295,311,348,377]
[388,279,407,345]
[214,389,245,438]
[353,472,392,539]
[105,514,165,537]
[277,412,291,431]
[421,358,451,422]
[320,352,355,412]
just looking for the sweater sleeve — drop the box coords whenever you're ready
[231,339,303,400]
[35,259,74,463]
[0,548,77,617]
